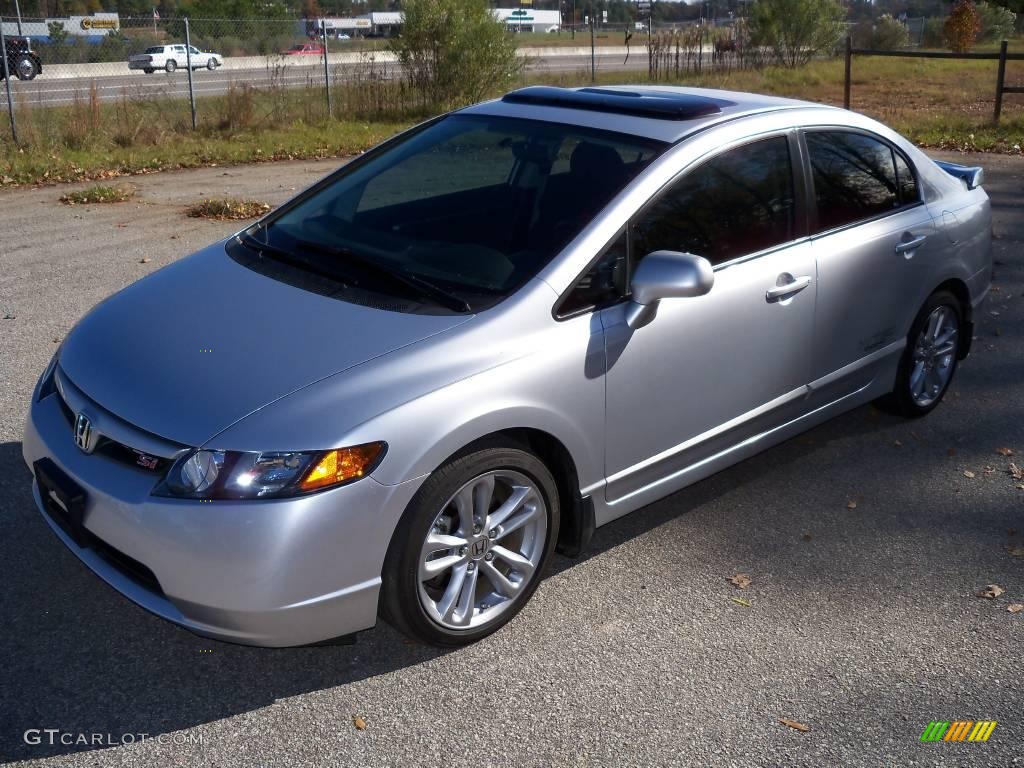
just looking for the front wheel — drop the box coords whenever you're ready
[882,290,962,418]
[165,59,177,73]
[381,447,559,646]
[207,58,218,70]
[14,55,38,81]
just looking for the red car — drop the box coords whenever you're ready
[281,43,324,55]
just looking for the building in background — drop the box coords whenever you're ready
[495,8,562,33]
[0,13,120,41]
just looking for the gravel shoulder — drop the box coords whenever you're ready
[0,151,1021,768]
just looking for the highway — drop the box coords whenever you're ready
[1,50,655,107]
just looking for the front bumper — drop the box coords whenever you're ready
[23,390,423,647]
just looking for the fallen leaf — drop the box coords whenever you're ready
[802,532,813,541]
[728,573,752,589]
[1007,545,1024,557]
[779,718,810,733]
[892,440,902,448]
[1009,463,1023,481]
[352,715,367,731]
[139,257,151,264]
[729,597,752,607]
[963,470,976,479]
[977,584,1005,599]
[846,499,858,510]
[982,466,996,476]
[1008,604,1023,614]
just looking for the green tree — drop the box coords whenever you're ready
[749,0,846,68]
[390,0,523,109]
[871,14,910,49]
[47,21,69,46]
[976,1,1016,41]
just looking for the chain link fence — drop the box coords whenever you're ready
[0,14,414,146]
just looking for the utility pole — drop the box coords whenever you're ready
[13,0,23,35]
[0,22,18,145]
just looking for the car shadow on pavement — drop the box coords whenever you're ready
[0,440,455,762]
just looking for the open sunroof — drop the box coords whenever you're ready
[501,86,732,121]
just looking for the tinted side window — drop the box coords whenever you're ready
[894,151,918,205]
[631,136,795,267]
[806,131,900,232]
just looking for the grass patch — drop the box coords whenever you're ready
[187,198,272,220]
[59,184,135,205]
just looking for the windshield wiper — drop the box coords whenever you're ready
[237,233,353,287]
[294,238,472,313]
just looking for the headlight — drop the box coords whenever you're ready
[154,442,386,500]
[36,351,60,402]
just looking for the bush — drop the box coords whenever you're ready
[922,17,947,47]
[749,0,847,67]
[872,15,911,48]
[976,1,1017,42]
[944,0,981,52]
[390,0,524,108]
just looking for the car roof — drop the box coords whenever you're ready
[462,85,839,144]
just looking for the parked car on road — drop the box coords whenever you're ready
[128,44,223,74]
[1,36,42,81]
[281,42,325,55]
[24,86,992,648]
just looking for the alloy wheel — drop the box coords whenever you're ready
[909,305,958,407]
[418,470,547,631]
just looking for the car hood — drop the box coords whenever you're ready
[58,242,471,447]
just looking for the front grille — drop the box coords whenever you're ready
[54,381,170,474]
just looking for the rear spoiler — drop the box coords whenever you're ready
[934,160,984,190]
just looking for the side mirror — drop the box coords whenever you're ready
[625,250,714,329]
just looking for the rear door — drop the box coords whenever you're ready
[802,129,936,395]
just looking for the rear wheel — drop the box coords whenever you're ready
[165,59,177,73]
[382,447,559,646]
[883,290,962,418]
[207,58,218,70]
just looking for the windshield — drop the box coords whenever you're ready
[241,114,665,313]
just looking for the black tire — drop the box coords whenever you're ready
[880,290,963,418]
[165,59,177,73]
[381,446,560,646]
[207,58,217,70]
[143,67,154,74]
[14,54,38,81]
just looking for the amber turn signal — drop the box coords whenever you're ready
[299,442,386,492]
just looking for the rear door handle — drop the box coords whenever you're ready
[895,234,927,254]
[766,275,812,302]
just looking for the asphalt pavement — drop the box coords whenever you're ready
[0,151,1021,767]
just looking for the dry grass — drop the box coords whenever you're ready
[59,184,136,205]
[186,198,272,220]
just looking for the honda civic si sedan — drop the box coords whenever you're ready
[24,86,992,647]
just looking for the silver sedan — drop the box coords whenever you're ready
[23,86,992,646]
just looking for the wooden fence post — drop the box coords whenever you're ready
[994,39,1008,124]
[843,36,852,110]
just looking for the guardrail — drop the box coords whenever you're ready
[843,37,1024,124]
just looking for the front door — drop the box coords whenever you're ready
[600,134,818,505]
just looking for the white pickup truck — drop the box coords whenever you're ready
[128,44,223,74]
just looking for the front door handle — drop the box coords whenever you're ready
[895,234,927,254]
[766,275,812,302]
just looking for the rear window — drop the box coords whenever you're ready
[145,46,163,54]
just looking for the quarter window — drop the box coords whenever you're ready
[630,136,796,267]
[894,150,919,205]
[806,131,908,232]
